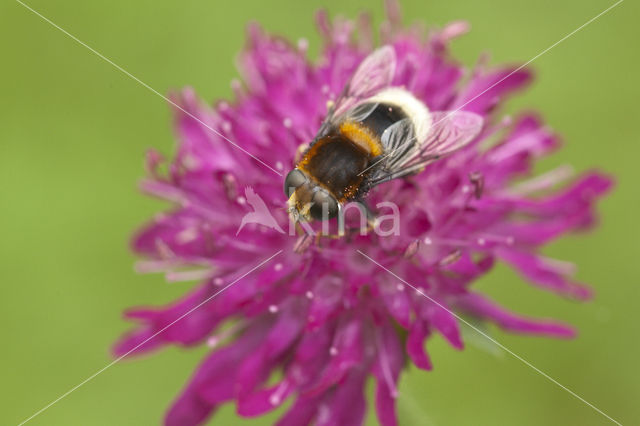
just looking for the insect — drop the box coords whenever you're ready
[285,45,483,224]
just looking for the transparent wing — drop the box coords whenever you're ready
[369,110,483,185]
[333,45,396,116]
[315,46,396,139]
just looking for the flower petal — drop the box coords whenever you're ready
[407,320,433,370]
[456,293,576,338]
[454,67,532,114]
[496,249,592,300]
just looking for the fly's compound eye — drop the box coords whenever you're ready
[284,169,307,197]
[309,190,339,220]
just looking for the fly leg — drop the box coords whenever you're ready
[321,201,377,239]
[336,200,377,236]
[355,200,377,233]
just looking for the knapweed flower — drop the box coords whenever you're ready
[115,2,612,425]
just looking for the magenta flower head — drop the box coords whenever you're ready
[115,2,612,425]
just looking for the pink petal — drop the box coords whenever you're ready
[407,320,433,370]
[456,293,575,338]
[496,248,592,300]
[454,67,532,114]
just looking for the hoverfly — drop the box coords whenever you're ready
[285,46,483,224]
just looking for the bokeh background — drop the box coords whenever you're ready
[1,0,638,425]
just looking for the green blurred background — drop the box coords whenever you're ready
[1,0,638,425]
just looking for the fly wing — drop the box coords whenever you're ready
[369,110,484,185]
[333,45,397,116]
[315,46,396,139]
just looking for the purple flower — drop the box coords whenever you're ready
[115,3,612,425]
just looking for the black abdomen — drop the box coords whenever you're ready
[300,134,370,201]
[298,102,408,202]
[360,102,408,137]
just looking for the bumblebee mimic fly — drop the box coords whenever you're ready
[285,46,483,223]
